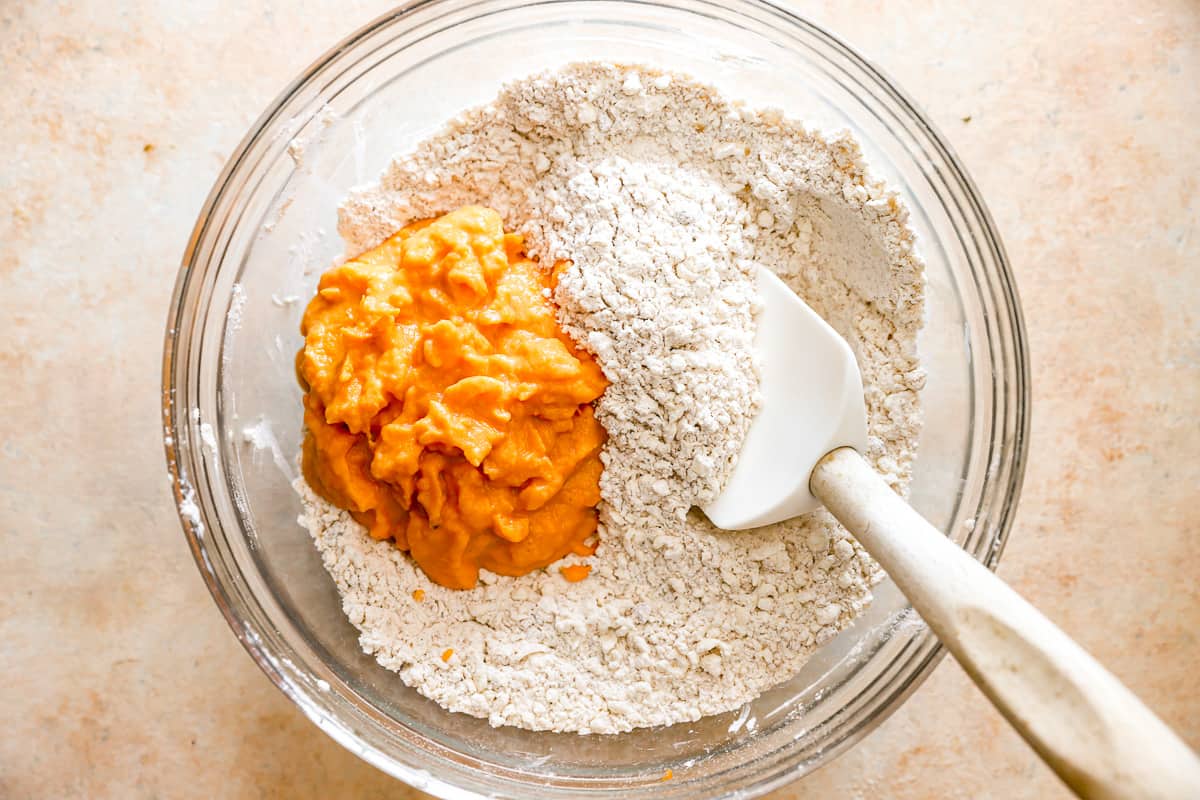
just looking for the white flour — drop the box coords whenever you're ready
[531,157,762,519]
[297,63,925,734]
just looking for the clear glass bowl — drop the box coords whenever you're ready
[162,1,1029,797]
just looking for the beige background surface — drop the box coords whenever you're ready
[2,1,1198,797]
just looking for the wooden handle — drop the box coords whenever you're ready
[811,447,1200,800]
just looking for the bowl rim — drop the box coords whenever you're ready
[162,0,1031,796]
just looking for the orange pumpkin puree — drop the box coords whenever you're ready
[298,206,607,589]
[559,564,592,582]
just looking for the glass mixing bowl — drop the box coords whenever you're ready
[163,0,1029,796]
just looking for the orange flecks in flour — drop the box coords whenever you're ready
[559,564,592,582]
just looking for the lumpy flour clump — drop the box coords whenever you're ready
[533,157,763,520]
[297,63,925,734]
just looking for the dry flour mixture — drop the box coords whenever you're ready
[296,62,925,734]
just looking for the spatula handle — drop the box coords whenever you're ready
[811,447,1200,800]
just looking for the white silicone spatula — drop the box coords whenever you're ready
[704,268,1200,800]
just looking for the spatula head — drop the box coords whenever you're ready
[702,268,868,530]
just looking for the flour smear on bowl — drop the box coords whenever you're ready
[295,62,925,734]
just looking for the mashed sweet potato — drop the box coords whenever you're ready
[298,206,606,589]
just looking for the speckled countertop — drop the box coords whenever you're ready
[2,1,1197,797]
